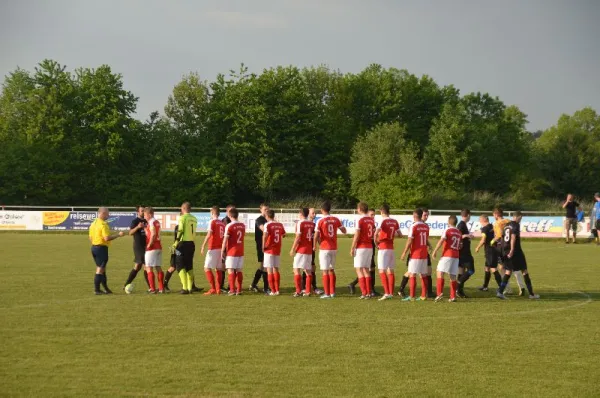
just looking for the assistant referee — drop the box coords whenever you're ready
[173,202,198,295]
[89,207,124,295]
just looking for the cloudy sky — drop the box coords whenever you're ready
[1,0,599,130]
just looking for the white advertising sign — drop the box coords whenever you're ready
[0,211,43,230]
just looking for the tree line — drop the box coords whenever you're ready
[0,59,598,208]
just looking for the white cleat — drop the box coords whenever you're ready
[359,295,366,300]
[319,294,331,299]
[434,294,444,302]
[378,294,392,301]
[529,294,540,300]
[448,298,457,302]
[315,288,324,295]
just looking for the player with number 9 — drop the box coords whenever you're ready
[263,210,286,296]
[223,208,245,295]
[431,215,462,302]
[314,201,347,298]
[400,208,430,301]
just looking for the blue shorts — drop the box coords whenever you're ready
[91,245,109,268]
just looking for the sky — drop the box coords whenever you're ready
[1,0,599,131]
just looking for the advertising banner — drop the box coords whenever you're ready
[0,211,43,230]
[42,211,136,231]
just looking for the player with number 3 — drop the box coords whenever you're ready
[431,215,462,302]
[263,210,286,296]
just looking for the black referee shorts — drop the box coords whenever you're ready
[256,241,264,263]
[176,241,195,272]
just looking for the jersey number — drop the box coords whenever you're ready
[236,230,243,244]
[503,228,511,242]
[306,229,313,241]
[388,227,395,238]
[419,232,427,246]
[367,224,373,237]
[189,222,196,237]
[327,224,334,237]
[274,230,280,243]
[450,236,460,250]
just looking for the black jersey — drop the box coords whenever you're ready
[456,220,472,259]
[481,224,494,248]
[130,217,147,251]
[501,221,522,256]
[255,215,267,243]
[222,216,231,225]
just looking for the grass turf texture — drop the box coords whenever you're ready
[1,233,598,397]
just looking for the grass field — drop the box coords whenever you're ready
[1,233,599,397]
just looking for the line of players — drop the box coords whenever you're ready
[122,201,539,300]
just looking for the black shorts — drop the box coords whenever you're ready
[503,252,527,272]
[311,251,315,266]
[176,241,195,271]
[596,219,600,230]
[133,246,145,265]
[484,248,499,268]
[91,245,109,268]
[459,256,474,270]
[170,253,177,268]
[256,241,264,263]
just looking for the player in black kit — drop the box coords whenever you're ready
[456,209,475,298]
[123,206,150,290]
[475,214,503,290]
[496,211,540,300]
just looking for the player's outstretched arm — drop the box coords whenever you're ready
[262,230,268,253]
[221,233,228,257]
[313,230,320,251]
[147,225,156,250]
[401,237,412,260]
[374,228,381,246]
[475,235,485,252]
[508,234,516,258]
[432,238,443,258]
[339,226,347,234]
[290,234,300,256]
[350,228,360,256]
[201,229,211,255]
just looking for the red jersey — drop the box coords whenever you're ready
[264,221,286,255]
[145,218,162,251]
[316,215,342,250]
[408,221,429,259]
[442,227,462,258]
[378,217,400,250]
[295,220,314,255]
[207,219,225,250]
[224,221,245,257]
[357,216,375,249]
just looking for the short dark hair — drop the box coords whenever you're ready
[448,215,457,225]
[321,201,332,212]
[211,206,220,216]
[301,208,309,218]
[422,207,429,213]
[229,208,239,219]
[493,207,503,216]
[368,208,376,213]
[380,204,390,215]
[182,202,191,211]
[513,210,523,217]
[461,208,471,217]
[357,201,368,213]
[226,204,235,210]
[136,205,145,211]
[414,208,424,219]
[266,209,275,219]
[260,203,269,209]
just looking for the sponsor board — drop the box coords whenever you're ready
[0,211,43,230]
[42,211,135,231]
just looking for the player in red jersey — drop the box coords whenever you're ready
[400,208,430,301]
[375,204,402,300]
[431,215,462,302]
[222,208,245,296]
[314,201,347,299]
[143,207,164,294]
[290,208,314,297]
[351,202,376,299]
[201,206,226,295]
[263,210,286,296]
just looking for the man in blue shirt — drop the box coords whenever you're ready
[593,193,600,245]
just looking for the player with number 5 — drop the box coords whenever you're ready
[431,215,462,302]
[263,210,286,296]
[314,201,347,299]
[400,208,431,301]
[223,208,245,296]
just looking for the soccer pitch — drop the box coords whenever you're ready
[1,234,598,397]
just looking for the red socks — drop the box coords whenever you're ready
[268,273,275,293]
[274,271,280,293]
[409,276,416,298]
[450,280,458,299]
[322,274,330,296]
[365,276,372,296]
[148,271,155,291]
[236,272,243,293]
[305,274,312,294]
[380,273,389,295]
[358,277,366,296]
[157,271,164,291]
[437,278,444,296]
[330,272,336,295]
[228,273,236,293]
[421,276,428,298]
[294,274,302,294]
[216,270,224,291]
[388,273,395,295]
[205,270,216,291]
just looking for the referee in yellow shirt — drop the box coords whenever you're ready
[89,207,124,295]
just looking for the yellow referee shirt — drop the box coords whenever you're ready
[89,218,110,246]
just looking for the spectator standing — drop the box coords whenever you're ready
[562,194,581,244]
